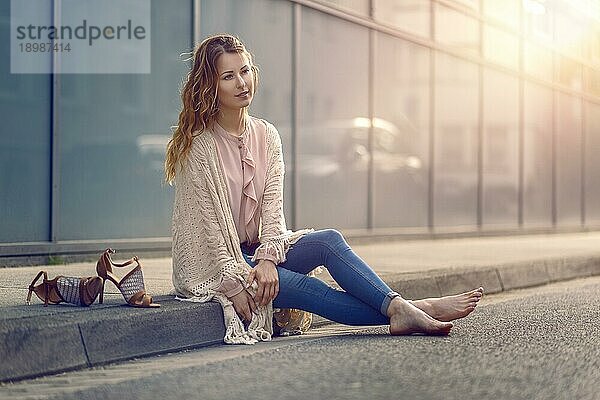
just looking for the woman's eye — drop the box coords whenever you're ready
[242,69,249,74]
[224,75,233,80]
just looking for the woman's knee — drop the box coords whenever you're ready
[313,228,345,245]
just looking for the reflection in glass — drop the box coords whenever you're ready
[319,0,369,15]
[523,82,553,226]
[373,33,429,228]
[524,0,553,44]
[0,1,51,242]
[434,53,479,227]
[582,25,600,66]
[554,4,584,59]
[452,0,479,12]
[558,56,582,90]
[483,0,519,30]
[482,69,518,226]
[58,0,191,239]
[584,102,600,223]
[373,0,430,38]
[524,41,553,82]
[556,93,582,225]
[484,25,519,69]
[585,67,600,97]
[435,4,480,56]
[298,8,369,229]
[201,0,294,227]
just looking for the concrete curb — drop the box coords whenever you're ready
[0,299,225,382]
[2,255,599,383]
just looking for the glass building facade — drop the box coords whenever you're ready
[2,0,600,261]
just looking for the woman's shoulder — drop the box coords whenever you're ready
[189,128,216,150]
[249,116,281,148]
[181,129,215,170]
[249,115,279,134]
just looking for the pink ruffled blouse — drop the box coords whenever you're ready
[212,116,277,298]
[212,116,268,245]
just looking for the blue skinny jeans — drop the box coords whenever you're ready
[241,229,398,326]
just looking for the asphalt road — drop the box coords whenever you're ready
[1,276,599,400]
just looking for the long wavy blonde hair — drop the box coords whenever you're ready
[164,34,260,185]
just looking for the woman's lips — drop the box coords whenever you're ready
[236,90,249,97]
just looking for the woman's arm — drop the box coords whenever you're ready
[252,122,292,265]
[172,137,244,298]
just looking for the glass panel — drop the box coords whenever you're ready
[558,56,582,90]
[523,82,553,226]
[434,53,479,227]
[453,0,479,12]
[582,24,600,67]
[483,25,519,69]
[373,0,430,38]
[435,4,480,56]
[57,0,191,239]
[482,69,519,226]
[584,102,600,224]
[0,1,51,242]
[585,67,600,97]
[524,41,553,82]
[373,33,429,228]
[318,0,369,15]
[483,0,519,30]
[200,0,294,227]
[298,8,369,229]
[523,0,553,45]
[556,93,582,225]
[554,2,584,59]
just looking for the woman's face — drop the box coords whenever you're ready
[216,51,254,111]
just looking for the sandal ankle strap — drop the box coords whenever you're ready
[27,271,48,305]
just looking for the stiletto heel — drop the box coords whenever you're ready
[26,270,103,307]
[99,280,105,304]
[96,248,160,308]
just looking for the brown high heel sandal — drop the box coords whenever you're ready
[96,248,160,308]
[26,270,103,307]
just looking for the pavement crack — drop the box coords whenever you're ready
[495,268,505,292]
[77,324,92,367]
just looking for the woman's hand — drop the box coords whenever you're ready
[246,259,279,306]
[230,289,257,322]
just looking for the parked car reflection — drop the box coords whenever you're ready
[296,116,426,228]
[297,116,423,176]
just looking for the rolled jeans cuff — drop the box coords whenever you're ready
[380,291,401,315]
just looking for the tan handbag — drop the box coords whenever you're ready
[273,308,313,336]
[272,267,323,336]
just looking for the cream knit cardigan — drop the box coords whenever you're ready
[171,119,313,344]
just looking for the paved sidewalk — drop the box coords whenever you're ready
[1,232,600,383]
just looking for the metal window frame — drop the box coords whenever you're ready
[428,0,436,231]
[291,3,301,230]
[50,0,61,243]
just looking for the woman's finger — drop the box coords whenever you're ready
[248,293,257,314]
[259,285,267,306]
[255,282,265,306]
[270,281,277,305]
[261,282,271,306]
[267,283,275,305]
[246,270,255,286]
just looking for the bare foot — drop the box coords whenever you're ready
[410,287,484,322]
[387,297,453,336]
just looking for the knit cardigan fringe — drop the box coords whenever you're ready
[171,119,313,345]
